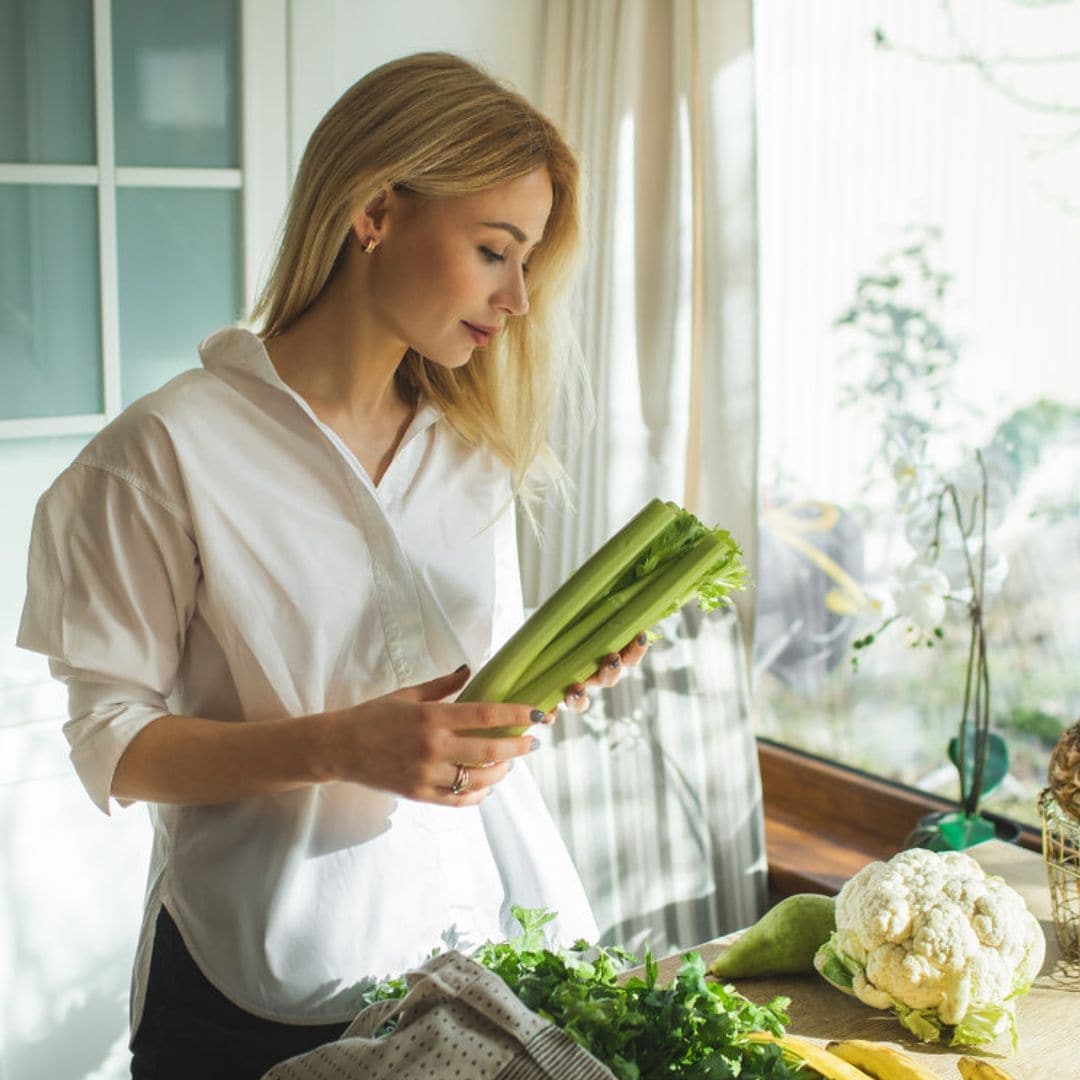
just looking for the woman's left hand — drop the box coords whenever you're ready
[540,632,650,721]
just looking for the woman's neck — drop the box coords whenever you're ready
[265,264,410,425]
[262,264,419,486]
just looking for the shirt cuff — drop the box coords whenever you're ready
[58,671,171,815]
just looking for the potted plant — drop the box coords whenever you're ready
[832,227,1020,850]
[852,444,1012,850]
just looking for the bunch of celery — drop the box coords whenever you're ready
[458,498,747,726]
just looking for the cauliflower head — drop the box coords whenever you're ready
[813,848,1045,1047]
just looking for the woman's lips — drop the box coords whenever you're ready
[462,321,497,346]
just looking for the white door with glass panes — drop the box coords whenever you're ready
[1,0,286,435]
[0,3,285,1079]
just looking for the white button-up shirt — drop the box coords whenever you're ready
[18,327,596,1028]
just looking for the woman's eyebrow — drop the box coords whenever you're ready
[480,220,528,243]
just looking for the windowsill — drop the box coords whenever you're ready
[757,738,1041,897]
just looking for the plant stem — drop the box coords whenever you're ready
[944,451,992,818]
[969,616,991,817]
[958,605,978,813]
[968,452,992,817]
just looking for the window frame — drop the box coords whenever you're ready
[0,0,288,438]
[758,737,1041,898]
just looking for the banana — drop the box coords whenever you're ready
[748,1031,874,1079]
[956,1057,1018,1080]
[826,1039,939,1080]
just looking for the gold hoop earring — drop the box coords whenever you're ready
[363,237,378,254]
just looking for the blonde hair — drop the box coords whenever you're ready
[250,52,586,508]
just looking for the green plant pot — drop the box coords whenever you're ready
[904,810,1022,852]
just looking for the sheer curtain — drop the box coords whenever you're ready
[519,0,768,949]
[521,0,759,642]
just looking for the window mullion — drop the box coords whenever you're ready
[115,167,243,189]
[93,0,121,421]
[0,165,98,185]
[240,0,289,318]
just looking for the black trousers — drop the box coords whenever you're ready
[130,907,348,1080]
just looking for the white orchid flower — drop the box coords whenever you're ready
[863,583,897,621]
[933,544,1010,602]
[889,440,934,507]
[892,560,951,632]
[892,453,919,488]
[903,496,955,558]
[894,444,1013,557]
[946,457,1011,532]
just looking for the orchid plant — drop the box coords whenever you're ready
[853,440,1012,849]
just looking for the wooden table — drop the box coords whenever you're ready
[649,841,1078,1079]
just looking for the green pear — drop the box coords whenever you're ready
[708,893,836,978]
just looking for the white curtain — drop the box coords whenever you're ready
[521,0,760,643]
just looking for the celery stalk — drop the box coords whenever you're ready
[509,530,744,713]
[516,573,654,684]
[522,505,742,688]
[457,498,678,705]
[454,499,746,739]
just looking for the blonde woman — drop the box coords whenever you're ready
[18,53,647,1079]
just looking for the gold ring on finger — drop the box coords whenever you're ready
[450,763,470,795]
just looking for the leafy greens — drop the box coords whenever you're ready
[358,906,799,1079]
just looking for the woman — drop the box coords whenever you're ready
[18,53,646,1079]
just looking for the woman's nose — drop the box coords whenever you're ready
[495,268,529,317]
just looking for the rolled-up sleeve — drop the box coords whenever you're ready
[18,461,199,814]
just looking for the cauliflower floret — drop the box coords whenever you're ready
[832,849,1045,1031]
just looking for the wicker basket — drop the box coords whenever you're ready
[1039,787,1080,962]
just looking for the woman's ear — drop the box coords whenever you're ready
[350,188,393,247]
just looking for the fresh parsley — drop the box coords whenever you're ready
[358,906,800,1079]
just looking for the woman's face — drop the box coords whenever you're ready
[366,166,554,367]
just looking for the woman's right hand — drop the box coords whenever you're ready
[328,665,542,806]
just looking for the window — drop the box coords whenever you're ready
[752,0,1080,829]
[0,0,287,437]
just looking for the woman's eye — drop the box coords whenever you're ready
[479,246,504,264]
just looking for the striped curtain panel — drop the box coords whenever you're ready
[525,603,767,957]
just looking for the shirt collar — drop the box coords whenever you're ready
[198,326,442,443]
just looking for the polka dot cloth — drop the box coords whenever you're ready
[261,950,615,1079]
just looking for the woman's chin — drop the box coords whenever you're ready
[412,347,477,370]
